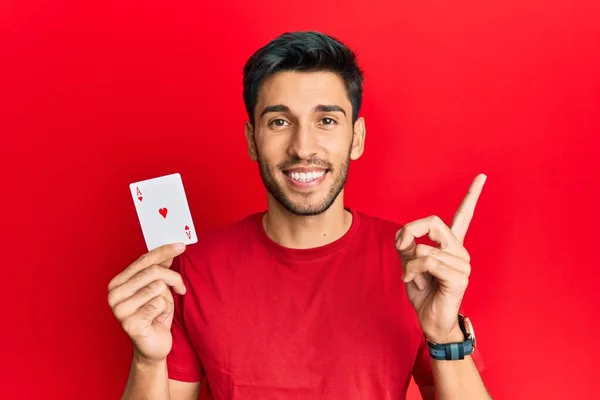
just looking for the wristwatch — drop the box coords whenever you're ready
[425,314,476,361]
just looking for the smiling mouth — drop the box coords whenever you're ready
[283,169,328,183]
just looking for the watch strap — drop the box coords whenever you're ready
[427,338,474,360]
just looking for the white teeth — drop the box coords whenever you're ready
[287,170,325,182]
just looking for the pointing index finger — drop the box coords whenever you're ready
[451,174,487,244]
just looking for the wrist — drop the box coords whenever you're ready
[425,324,464,344]
[425,315,476,361]
[132,350,167,370]
[124,350,170,399]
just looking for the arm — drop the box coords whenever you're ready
[416,356,490,400]
[395,175,492,399]
[122,355,200,400]
[107,243,203,400]
[431,355,490,400]
[414,326,490,400]
[426,325,490,399]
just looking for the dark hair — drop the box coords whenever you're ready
[243,31,364,126]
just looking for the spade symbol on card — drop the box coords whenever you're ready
[159,208,168,218]
[136,187,143,202]
[185,225,191,239]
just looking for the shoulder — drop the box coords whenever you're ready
[177,212,263,267]
[354,209,403,239]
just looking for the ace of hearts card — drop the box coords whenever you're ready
[129,173,198,251]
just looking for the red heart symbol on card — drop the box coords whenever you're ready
[185,225,189,231]
[158,208,168,218]
[138,196,143,202]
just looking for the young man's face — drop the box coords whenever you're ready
[246,70,365,216]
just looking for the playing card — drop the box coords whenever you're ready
[129,173,198,251]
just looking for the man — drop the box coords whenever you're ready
[108,31,491,399]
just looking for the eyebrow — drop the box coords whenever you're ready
[259,104,347,119]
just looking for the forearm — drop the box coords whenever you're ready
[432,355,491,400]
[122,355,171,400]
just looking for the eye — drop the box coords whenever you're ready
[269,118,289,127]
[320,118,337,126]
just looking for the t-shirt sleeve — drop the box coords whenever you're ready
[166,254,205,382]
[412,334,435,388]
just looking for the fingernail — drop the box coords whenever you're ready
[173,243,186,251]
[182,284,187,294]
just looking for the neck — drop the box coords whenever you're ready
[263,193,352,249]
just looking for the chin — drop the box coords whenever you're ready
[276,189,340,216]
[258,156,349,217]
[284,201,331,216]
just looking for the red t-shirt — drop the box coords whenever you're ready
[167,209,449,399]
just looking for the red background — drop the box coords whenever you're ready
[2,1,599,399]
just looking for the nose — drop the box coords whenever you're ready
[287,123,319,160]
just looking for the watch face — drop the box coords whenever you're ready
[463,316,476,348]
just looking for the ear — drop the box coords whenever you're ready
[350,117,366,160]
[245,121,258,162]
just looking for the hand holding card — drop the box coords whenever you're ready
[107,243,187,364]
[129,173,198,251]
